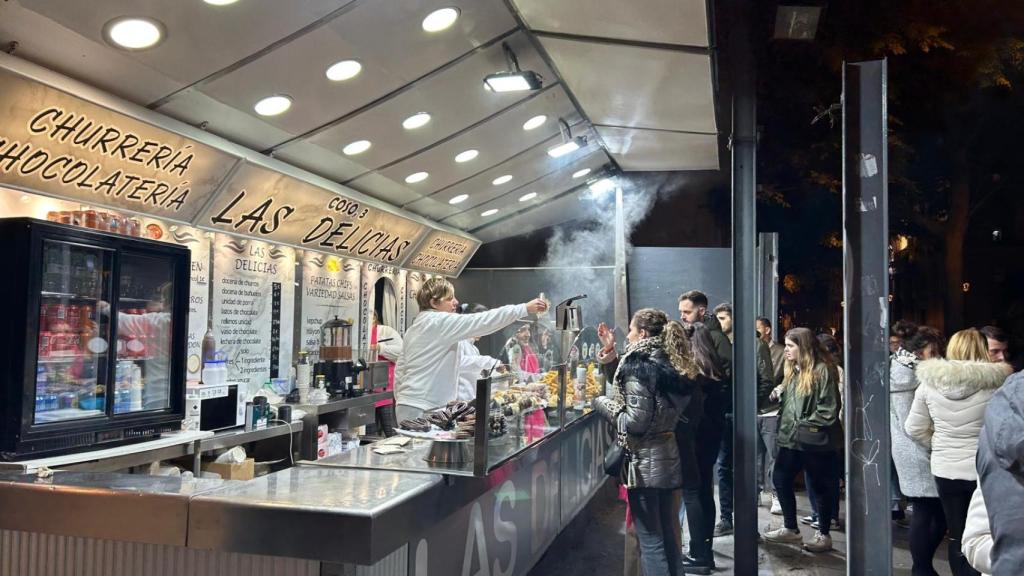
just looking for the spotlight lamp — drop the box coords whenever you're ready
[483,42,544,93]
[547,119,586,158]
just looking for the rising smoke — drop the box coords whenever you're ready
[536,173,690,330]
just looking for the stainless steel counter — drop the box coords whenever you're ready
[0,471,229,546]
[0,411,608,573]
[290,391,391,416]
[307,421,559,477]
[188,466,444,564]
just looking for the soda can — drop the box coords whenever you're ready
[38,332,52,358]
[67,305,80,331]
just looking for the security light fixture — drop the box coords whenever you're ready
[483,43,543,93]
[547,119,585,158]
[774,5,823,40]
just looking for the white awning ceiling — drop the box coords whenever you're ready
[0,0,718,243]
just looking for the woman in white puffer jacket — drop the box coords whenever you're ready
[905,328,1011,576]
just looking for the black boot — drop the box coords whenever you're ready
[682,538,715,575]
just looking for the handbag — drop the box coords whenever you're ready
[796,422,830,451]
[604,443,625,477]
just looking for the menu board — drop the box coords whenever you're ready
[403,230,480,276]
[0,68,236,221]
[197,163,431,268]
[212,234,295,395]
[299,252,360,359]
[161,224,210,381]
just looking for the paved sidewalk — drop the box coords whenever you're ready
[528,482,952,576]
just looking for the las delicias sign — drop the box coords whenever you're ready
[201,163,428,265]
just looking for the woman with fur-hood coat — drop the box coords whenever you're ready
[905,356,1011,481]
[905,329,1012,576]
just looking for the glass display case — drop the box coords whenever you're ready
[0,218,189,459]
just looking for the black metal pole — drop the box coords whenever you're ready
[843,59,893,576]
[730,0,758,573]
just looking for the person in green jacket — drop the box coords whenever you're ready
[762,327,843,553]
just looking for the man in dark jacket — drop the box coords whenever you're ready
[679,291,737,536]
[976,369,1024,576]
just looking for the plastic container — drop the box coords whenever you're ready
[201,354,227,387]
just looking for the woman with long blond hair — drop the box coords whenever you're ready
[906,328,1011,576]
[762,327,843,553]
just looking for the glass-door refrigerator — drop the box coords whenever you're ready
[0,218,189,459]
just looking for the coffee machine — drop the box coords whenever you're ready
[313,316,366,397]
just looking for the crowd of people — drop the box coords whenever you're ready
[588,288,1022,576]
[392,278,1022,575]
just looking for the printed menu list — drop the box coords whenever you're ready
[212,234,294,395]
[300,252,360,359]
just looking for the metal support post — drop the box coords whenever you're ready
[843,59,892,576]
[613,186,629,330]
[730,1,758,571]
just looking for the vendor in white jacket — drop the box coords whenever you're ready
[456,304,503,402]
[395,278,546,421]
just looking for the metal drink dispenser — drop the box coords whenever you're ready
[319,316,352,361]
[555,295,587,415]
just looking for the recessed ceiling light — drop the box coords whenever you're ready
[203,0,240,5]
[104,17,164,50]
[405,171,429,184]
[481,209,499,217]
[402,112,432,130]
[325,59,362,82]
[422,7,460,32]
[522,115,547,131]
[492,175,513,186]
[572,168,592,179]
[342,140,371,156]
[519,192,537,202]
[449,194,469,205]
[454,149,479,163]
[254,95,292,116]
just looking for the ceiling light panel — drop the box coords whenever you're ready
[454,149,479,163]
[295,32,554,171]
[182,0,515,140]
[439,149,611,229]
[422,7,460,32]
[342,140,372,156]
[351,87,579,198]
[513,0,709,47]
[325,59,362,82]
[596,126,720,171]
[403,125,600,220]
[481,209,499,217]
[104,17,164,50]
[254,95,293,116]
[405,171,429,184]
[522,114,548,130]
[492,175,513,186]
[471,191,589,242]
[539,36,718,134]
[23,0,347,88]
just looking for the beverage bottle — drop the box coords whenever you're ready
[35,366,48,413]
[201,328,216,371]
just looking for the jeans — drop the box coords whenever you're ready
[908,496,947,576]
[692,410,724,558]
[774,447,841,535]
[934,476,981,576]
[756,414,778,493]
[716,414,734,522]
[892,459,905,511]
[807,454,841,521]
[628,488,685,576]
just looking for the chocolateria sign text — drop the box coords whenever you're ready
[0,68,234,220]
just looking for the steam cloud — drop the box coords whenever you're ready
[537,173,687,331]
